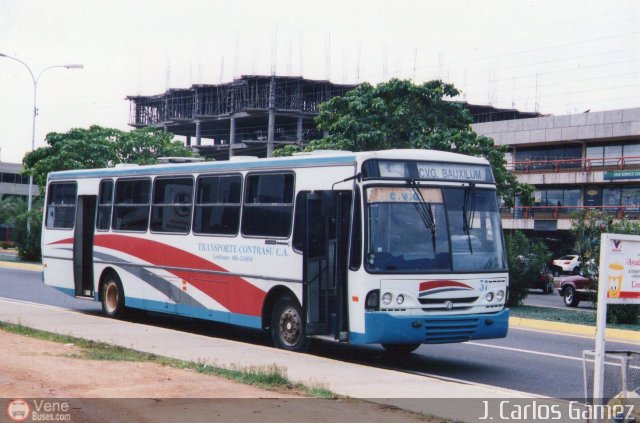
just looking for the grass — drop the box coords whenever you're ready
[0,321,340,398]
[510,305,639,331]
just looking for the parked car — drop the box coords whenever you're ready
[555,275,596,307]
[551,255,581,276]
[528,264,555,294]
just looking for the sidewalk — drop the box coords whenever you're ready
[0,297,540,422]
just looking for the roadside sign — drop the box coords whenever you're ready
[593,233,640,403]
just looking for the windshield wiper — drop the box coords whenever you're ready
[409,180,436,251]
[462,182,477,253]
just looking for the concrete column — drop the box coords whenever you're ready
[297,115,303,144]
[229,117,236,159]
[195,120,201,146]
[267,76,275,157]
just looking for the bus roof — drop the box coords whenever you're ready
[47,149,490,181]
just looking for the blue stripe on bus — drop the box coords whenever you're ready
[53,286,76,297]
[48,154,357,180]
[348,309,509,345]
[124,297,262,329]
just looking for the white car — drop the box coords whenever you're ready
[552,255,581,275]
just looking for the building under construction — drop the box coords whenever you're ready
[127,75,357,160]
[127,75,540,160]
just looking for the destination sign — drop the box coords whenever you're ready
[375,160,494,183]
[416,162,493,182]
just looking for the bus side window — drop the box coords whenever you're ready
[193,174,242,235]
[112,179,151,232]
[150,177,194,234]
[242,173,294,238]
[45,182,77,229]
[96,180,113,231]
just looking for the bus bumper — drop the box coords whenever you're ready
[349,309,509,345]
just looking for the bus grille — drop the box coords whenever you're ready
[419,296,478,312]
[423,317,479,343]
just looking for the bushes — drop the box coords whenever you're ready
[607,304,639,325]
[505,230,552,307]
[11,209,42,262]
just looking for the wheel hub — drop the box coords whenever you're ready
[105,283,118,313]
[279,307,301,346]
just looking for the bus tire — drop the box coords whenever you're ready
[382,343,421,355]
[101,273,125,318]
[270,295,309,352]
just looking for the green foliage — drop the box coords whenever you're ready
[11,209,42,261]
[0,196,27,225]
[570,210,640,324]
[23,125,196,192]
[273,144,302,157]
[504,230,552,306]
[298,78,533,205]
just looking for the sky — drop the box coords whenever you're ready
[0,0,638,164]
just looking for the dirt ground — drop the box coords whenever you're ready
[0,329,437,423]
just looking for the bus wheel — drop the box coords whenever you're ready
[102,273,125,318]
[382,343,421,355]
[271,295,309,352]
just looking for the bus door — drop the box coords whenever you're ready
[302,191,351,340]
[73,195,96,297]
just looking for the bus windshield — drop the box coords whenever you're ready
[365,186,506,273]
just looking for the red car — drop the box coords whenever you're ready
[555,275,596,307]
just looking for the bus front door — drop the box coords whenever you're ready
[303,191,350,340]
[73,195,96,298]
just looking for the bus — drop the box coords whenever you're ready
[42,149,509,353]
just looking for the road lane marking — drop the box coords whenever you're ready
[467,341,640,370]
[467,341,584,361]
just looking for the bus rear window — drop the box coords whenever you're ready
[45,183,77,229]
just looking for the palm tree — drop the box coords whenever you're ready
[0,196,28,224]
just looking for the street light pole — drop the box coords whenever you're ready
[0,53,83,213]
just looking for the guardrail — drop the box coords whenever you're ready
[500,205,640,220]
[508,156,640,173]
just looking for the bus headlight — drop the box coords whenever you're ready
[396,294,405,305]
[382,292,393,306]
[485,292,494,302]
[496,290,505,303]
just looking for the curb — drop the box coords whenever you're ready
[1,259,638,344]
[0,260,42,272]
[511,316,640,344]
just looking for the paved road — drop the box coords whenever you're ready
[0,266,636,399]
[525,287,595,310]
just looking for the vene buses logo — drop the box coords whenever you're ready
[6,399,30,422]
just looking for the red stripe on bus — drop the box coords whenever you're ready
[419,280,473,292]
[51,235,265,316]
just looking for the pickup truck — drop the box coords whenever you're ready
[555,275,596,307]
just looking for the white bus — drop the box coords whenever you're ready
[42,149,509,353]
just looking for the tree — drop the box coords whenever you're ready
[0,196,27,225]
[11,209,42,261]
[504,230,552,306]
[23,125,196,192]
[276,79,532,205]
